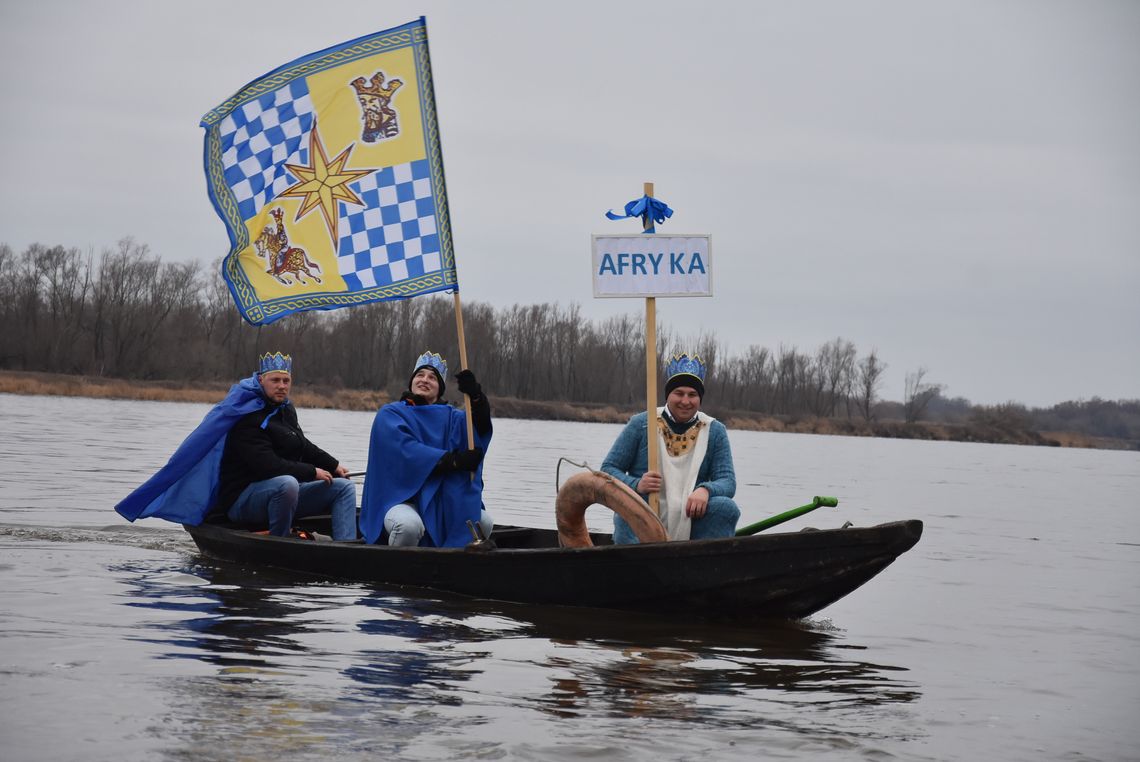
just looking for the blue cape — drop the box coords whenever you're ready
[359,402,491,547]
[114,375,266,525]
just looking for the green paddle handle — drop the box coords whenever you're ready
[735,496,839,536]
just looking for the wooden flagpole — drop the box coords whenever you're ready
[454,290,476,451]
[643,181,660,515]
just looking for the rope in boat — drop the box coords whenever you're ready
[555,456,593,494]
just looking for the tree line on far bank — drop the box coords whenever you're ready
[2,240,1138,444]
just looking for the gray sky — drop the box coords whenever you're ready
[2,1,1137,407]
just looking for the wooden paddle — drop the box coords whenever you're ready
[735,496,839,536]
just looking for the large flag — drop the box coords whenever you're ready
[200,18,457,325]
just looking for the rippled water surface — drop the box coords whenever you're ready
[1,393,1137,760]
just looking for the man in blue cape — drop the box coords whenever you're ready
[115,352,357,540]
[359,351,493,547]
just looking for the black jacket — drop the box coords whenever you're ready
[213,401,339,513]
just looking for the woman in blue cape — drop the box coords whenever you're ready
[359,351,493,547]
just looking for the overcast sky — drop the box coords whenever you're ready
[2,1,1137,407]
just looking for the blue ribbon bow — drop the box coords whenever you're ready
[605,195,674,233]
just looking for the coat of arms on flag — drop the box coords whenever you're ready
[200,17,457,325]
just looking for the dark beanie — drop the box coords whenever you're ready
[665,373,704,399]
[409,365,446,399]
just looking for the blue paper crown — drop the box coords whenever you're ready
[665,353,706,383]
[258,351,292,376]
[413,350,448,382]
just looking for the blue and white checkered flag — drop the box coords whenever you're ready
[201,18,458,325]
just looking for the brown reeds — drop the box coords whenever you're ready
[0,370,389,411]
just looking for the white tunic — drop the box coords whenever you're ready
[655,407,714,541]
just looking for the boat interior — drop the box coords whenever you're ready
[284,514,613,549]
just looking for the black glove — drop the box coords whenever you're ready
[400,390,431,406]
[455,369,491,436]
[455,369,482,398]
[433,447,485,475]
[470,395,492,437]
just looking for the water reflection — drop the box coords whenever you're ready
[514,605,917,727]
[347,590,921,729]
[347,598,492,706]
[535,643,918,727]
[117,560,315,668]
[113,554,921,759]
[111,559,430,760]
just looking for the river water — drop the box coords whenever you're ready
[0,393,1136,761]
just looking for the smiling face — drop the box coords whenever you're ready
[259,371,292,404]
[411,367,440,404]
[666,386,701,422]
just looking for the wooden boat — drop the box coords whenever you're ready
[183,516,922,621]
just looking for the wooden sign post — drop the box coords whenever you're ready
[642,182,660,514]
[454,290,475,452]
[591,185,713,517]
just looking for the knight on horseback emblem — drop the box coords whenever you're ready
[253,208,323,285]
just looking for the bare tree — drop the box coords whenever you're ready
[548,302,581,400]
[855,349,887,421]
[734,345,773,411]
[0,244,23,366]
[41,246,93,372]
[5,238,959,425]
[771,344,804,414]
[970,402,1031,433]
[808,338,857,417]
[903,367,944,423]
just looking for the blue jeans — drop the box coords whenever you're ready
[227,475,358,540]
[612,495,740,544]
[384,503,494,547]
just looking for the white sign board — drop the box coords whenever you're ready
[591,234,713,298]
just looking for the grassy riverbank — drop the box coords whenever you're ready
[1,370,1131,450]
[0,370,388,413]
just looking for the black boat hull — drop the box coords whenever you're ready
[184,519,923,620]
